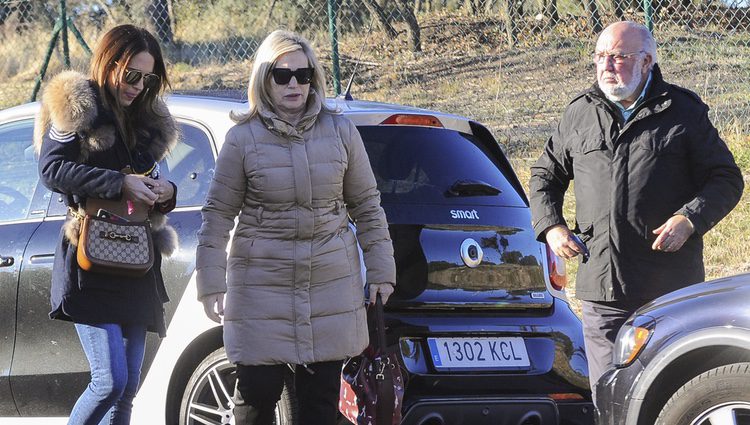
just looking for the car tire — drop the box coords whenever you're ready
[655,362,750,425]
[179,347,297,425]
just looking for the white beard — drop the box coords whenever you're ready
[600,61,643,103]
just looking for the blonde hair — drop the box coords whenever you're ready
[231,30,336,124]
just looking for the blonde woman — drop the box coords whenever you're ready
[196,30,396,425]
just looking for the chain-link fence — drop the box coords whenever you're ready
[1,0,749,157]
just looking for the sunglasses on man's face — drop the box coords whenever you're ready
[271,67,314,85]
[123,68,161,89]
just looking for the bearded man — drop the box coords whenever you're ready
[528,21,743,400]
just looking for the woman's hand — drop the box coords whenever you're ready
[369,283,395,305]
[150,178,175,203]
[122,174,159,206]
[201,293,225,323]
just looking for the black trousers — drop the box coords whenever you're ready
[580,299,645,403]
[235,360,344,425]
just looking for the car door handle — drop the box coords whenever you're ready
[0,256,14,267]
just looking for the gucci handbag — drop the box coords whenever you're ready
[75,209,154,277]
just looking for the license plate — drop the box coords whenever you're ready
[427,337,530,371]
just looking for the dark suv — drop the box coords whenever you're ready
[0,95,593,425]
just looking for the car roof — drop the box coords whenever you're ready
[0,93,475,137]
[165,94,475,133]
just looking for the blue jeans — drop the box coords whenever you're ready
[68,323,147,425]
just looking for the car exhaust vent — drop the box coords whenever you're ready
[416,413,445,425]
[518,411,543,425]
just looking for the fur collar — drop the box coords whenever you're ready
[33,70,179,257]
[33,70,178,163]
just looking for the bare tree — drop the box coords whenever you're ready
[465,0,479,14]
[397,0,422,52]
[504,0,519,47]
[582,0,602,33]
[362,0,398,38]
[612,0,625,20]
[147,0,173,45]
[545,0,560,25]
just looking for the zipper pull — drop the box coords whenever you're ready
[301,363,315,375]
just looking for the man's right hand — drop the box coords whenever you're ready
[545,224,586,259]
[201,293,225,323]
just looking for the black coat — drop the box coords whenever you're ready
[529,65,744,302]
[35,71,179,336]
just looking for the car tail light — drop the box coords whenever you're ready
[380,114,444,127]
[548,393,586,401]
[546,244,567,291]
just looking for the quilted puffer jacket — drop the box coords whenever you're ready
[196,91,396,365]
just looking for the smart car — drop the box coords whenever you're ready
[0,93,594,424]
[595,274,750,425]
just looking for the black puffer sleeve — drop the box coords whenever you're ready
[38,128,124,200]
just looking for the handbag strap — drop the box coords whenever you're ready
[374,293,387,354]
[373,293,396,425]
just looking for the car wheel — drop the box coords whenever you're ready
[179,347,296,425]
[655,362,750,425]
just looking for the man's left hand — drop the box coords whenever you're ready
[652,215,695,252]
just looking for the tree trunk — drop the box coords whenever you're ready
[398,0,422,52]
[612,0,624,19]
[504,0,518,47]
[545,0,559,25]
[147,0,173,45]
[582,0,602,33]
[362,0,398,38]
[0,1,11,27]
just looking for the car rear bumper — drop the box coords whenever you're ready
[400,397,594,425]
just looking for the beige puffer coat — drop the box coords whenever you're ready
[196,92,396,366]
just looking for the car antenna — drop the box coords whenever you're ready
[337,14,375,101]
[341,73,355,101]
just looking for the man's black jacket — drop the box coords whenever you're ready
[529,65,744,302]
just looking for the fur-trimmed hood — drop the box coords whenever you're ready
[33,70,178,163]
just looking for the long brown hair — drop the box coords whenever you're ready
[89,24,170,149]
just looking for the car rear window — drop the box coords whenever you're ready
[358,126,526,207]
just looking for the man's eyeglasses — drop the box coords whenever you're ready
[271,67,314,85]
[123,68,161,89]
[592,50,645,64]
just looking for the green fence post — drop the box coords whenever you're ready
[643,0,654,32]
[327,0,341,96]
[60,0,70,67]
[30,0,91,101]
[68,17,92,55]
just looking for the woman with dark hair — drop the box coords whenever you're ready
[34,24,178,425]
[196,29,396,425]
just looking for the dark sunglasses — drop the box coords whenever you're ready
[123,68,161,88]
[271,67,314,85]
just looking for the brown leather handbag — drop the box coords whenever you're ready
[340,294,405,425]
[74,198,154,277]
